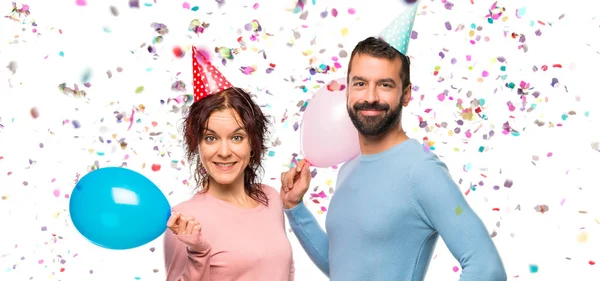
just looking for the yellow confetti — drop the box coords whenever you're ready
[325,179,333,186]
[455,206,463,216]
[340,27,349,37]
[576,231,589,243]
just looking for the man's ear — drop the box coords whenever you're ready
[401,84,412,107]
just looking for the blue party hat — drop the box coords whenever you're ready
[379,2,419,54]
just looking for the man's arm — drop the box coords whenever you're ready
[284,202,330,276]
[409,157,507,281]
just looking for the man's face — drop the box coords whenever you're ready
[347,54,411,137]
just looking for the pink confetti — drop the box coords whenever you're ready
[182,2,190,9]
[127,109,135,131]
[53,189,60,197]
[253,3,259,9]
[453,266,460,272]
[482,71,489,77]
[507,101,516,111]
[348,8,356,14]
[75,0,87,6]
[437,93,445,101]
[331,8,338,17]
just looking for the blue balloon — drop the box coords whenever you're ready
[69,167,171,250]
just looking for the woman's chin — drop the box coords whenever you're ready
[209,173,242,186]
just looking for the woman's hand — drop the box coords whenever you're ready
[167,211,208,253]
[167,212,202,236]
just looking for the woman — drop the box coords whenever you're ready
[163,87,294,281]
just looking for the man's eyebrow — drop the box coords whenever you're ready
[350,76,397,86]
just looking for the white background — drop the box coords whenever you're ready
[1,0,600,280]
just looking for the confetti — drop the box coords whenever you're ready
[1,1,598,280]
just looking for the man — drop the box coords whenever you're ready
[280,37,507,281]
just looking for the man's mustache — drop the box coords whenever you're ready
[353,102,390,111]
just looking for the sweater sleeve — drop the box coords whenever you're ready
[284,202,330,276]
[163,230,212,281]
[409,157,507,281]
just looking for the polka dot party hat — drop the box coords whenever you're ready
[192,46,233,102]
[378,2,419,54]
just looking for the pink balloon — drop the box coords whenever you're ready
[300,78,360,167]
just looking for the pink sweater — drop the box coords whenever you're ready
[164,185,294,281]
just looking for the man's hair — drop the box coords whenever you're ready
[347,36,411,90]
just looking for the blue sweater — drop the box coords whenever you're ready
[284,139,506,281]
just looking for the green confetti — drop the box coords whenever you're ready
[135,86,144,93]
[455,206,463,216]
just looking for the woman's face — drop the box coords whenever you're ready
[199,109,251,187]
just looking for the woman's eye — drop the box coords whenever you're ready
[232,135,243,141]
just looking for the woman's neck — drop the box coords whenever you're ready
[205,178,257,208]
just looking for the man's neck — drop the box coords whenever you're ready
[358,127,409,156]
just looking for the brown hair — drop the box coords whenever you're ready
[347,36,411,90]
[183,87,270,206]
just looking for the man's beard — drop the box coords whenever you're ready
[347,100,402,137]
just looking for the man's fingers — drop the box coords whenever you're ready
[302,161,311,181]
[285,169,297,189]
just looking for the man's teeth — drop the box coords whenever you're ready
[216,163,234,167]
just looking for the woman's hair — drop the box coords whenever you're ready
[183,87,270,206]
